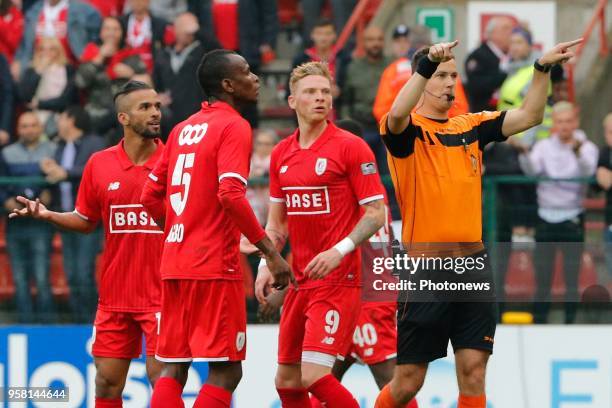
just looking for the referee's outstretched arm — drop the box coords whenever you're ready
[501,38,583,137]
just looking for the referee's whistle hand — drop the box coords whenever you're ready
[539,38,583,65]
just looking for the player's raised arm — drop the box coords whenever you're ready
[502,38,582,137]
[387,40,458,134]
[9,195,97,233]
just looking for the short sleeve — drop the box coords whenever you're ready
[345,138,385,205]
[474,111,507,148]
[148,132,172,188]
[379,112,419,158]
[74,158,101,222]
[217,119,252,186]
[268,145,284,203]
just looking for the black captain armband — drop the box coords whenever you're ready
[533,60,552,73]
[416,57,440,79]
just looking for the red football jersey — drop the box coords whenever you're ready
[147,102,255,280]
[74,139,164,312]
[269,122,385,289]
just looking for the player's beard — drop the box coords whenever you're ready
[131,122,160,139]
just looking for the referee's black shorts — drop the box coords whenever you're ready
[395,248,497,364]
[396,301,497,364]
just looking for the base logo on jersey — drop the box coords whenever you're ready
[315,158,327,176]
[282,186,330,215]
[109,204,163,234]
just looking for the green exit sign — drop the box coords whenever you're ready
[416,7,455,43]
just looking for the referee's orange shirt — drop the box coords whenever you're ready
[379,111,507,244]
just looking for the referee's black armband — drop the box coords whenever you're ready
[416,57,440,79]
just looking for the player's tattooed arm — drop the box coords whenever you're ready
[348,199,386,246]
[307,198,385,280]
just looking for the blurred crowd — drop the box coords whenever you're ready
[0,0,610,323]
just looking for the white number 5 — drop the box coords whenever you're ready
[170,153,195,216]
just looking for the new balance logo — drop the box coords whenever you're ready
[108,182,120,191]
[321,337,335,345]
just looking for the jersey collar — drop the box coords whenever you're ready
[201,100,240,115]
[116,138,163,170]
[290,120,336,152]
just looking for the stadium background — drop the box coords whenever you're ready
[0,0,611,407]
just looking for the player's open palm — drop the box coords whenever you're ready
[306,248,343,280]
[428,40,459,63]
[539,38,583,65]
[8,196,49,220]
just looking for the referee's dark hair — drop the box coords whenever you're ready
[113,80,154,111]
[63,105,91,134]
[411,46,432,73]
[197,49,237,100]
[335,119,364,138]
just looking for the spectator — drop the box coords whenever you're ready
[519,101,599,324]
[301,0,355,48]
[120,0,169,72]
[0,53,13,146]
[76,16,147,142]
[486,28,542,245]
[149,0,186,23]
[2,111,57,322]
[247,128,278,225]
[465,16,514,112]
[188,0,277,128]
[0,0,24,63]
[154,12,213,131]
[499,27,551,145]
[406,24,432,59]
[596,113,612,280]
[390,23,410,59]
[290,18,350,113]
[17,36,78,136]
[39,106,104,321]
[86,0,125,17]
[14,0,101,76]
[342,25,390,172]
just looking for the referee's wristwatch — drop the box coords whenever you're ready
[534,59,552,73]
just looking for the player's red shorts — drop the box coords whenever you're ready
[155,279,246,362]
[278,285,360,367]
[92,309,159,359]
[342,302,397,365]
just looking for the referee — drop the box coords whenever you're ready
[374,38,582,408]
